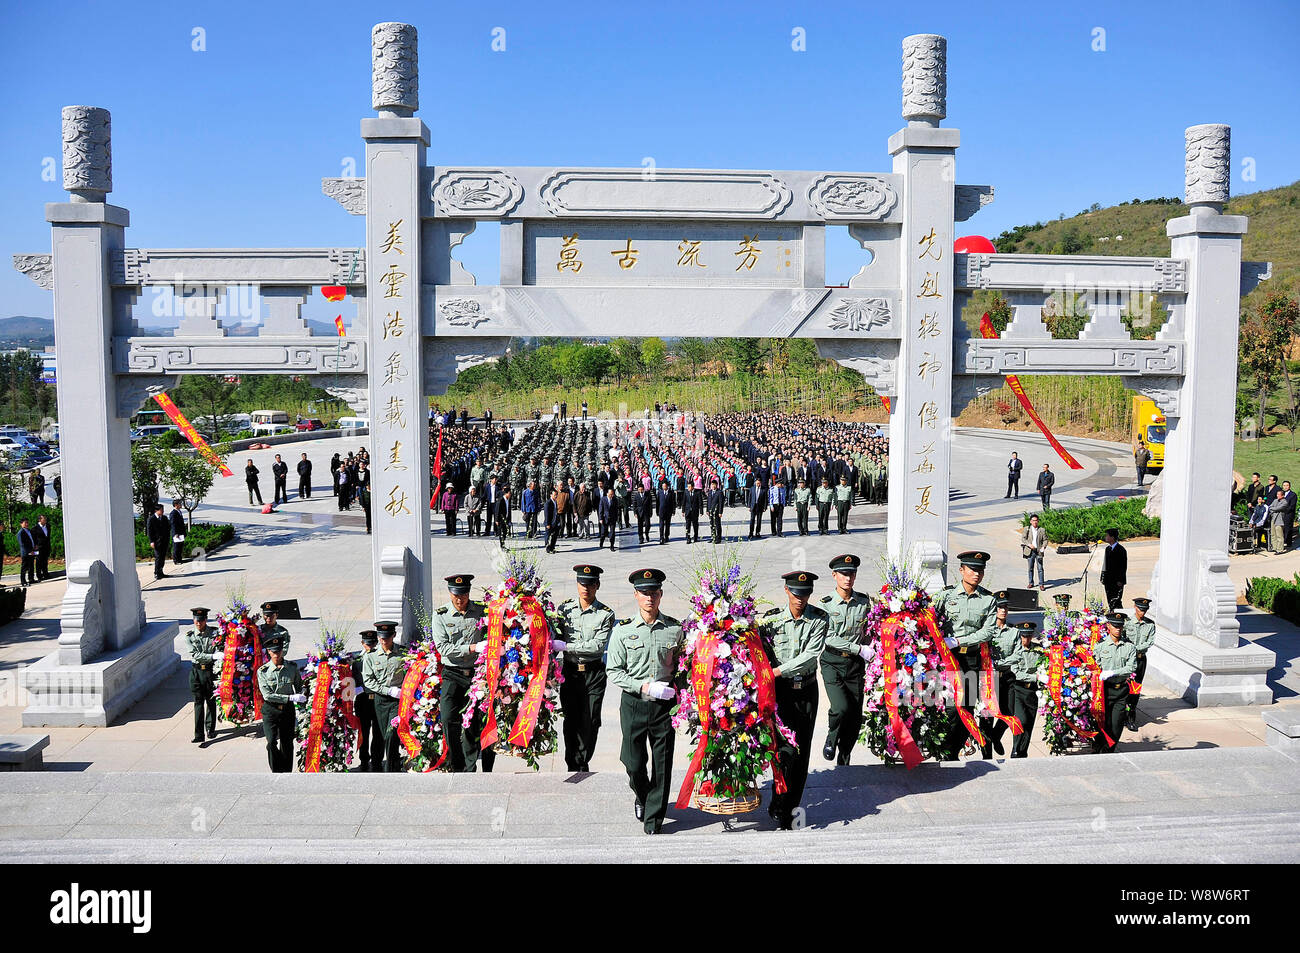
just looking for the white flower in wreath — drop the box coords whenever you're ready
[715,642,732,659]
[902,617,918,633]
[713,598,730,618]
[888,597,904,614]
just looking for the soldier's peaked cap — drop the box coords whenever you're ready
[573,565,603,582]
[1105,612,1127,626]
[444,574,474,593]
[994,590,1010,606]
[190,607,209,618]
[957,551,990,569]
[1016,621,1037,631]
[629,568,666,590]
[359,629,379,645]
[265,634,286,650]
[828,554,861,572]
[1132,597,1152,609]
[261,601,279,613]
[782,571,817,594]
[374,620,399,635]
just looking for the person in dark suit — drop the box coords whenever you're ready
[707,479,725,543]
[495,488,512,547]
[681,481,701,543]
[726,469,740,507]
[356,461,372,534]
[1036,463,1055,509]
[656,480,676,544]
[747,480,768,540]
[598,487,620,550]
[270,454,289,505]
[245,459,263,505]
[544,489,561,554]
[484,475,500,536]
[296,453,312,499]
[1100,528,1127,610]
[330,452,341,497]
[145,505,169,580]
[1005,452,1023,499]
[1282,480,1298,547]
[169,499,187,565]
[34,514,51,581]
[769,479,787,537]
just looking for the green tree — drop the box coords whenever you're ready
[641,337,668,378]
[674,338,714,379]
[985,292,1013,336]
[1239,292,1300,434]
[156,448,225,529]
[609,338,644,384]
[1121,292,1170,340]
[131,442,163,517]
[173,376,238,438]
[726,338,769,375]
[1042,292,1091,339]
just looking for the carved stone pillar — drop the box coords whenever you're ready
[1145,124,1273,706]
[364,23,430,643]
[887,35,958,589]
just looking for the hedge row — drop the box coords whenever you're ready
[1,504,65,558]
[1021,496,1160,544]
[1244,574,1300,627]
[132,521,236,560]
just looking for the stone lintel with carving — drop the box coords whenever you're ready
[322,178,366,215]
[424,337,511,396]
[1241,260,1272,297]
[13,254,53,290]
[115,337,366,376]
[1122,375,1183,419]
[953,185,994,222]
[956,253,1188,294]
[962,340,1184,376]
[325,374,370,416]
[114,375,173,419]
[420,167,904,223]
[425,285,905,340]
[110,248,367,287]
[813,339,899,398]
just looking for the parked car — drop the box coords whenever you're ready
[295,418,325,432]
[338,416,369,433]
[250,410,290,436]
[130,424,179,443]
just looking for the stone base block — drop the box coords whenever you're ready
[0,734,49,770]
[20,622,179,727]
[1261,707,1300,750]
[1144,625,1274,707]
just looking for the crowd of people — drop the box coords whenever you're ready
[1241,472,1298,553]
[421,413,888,549]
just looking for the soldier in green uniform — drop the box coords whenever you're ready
[834,475,853,534]
[815,477,834,535]
[1092,612,1137,753]
[1006,621,1044,758]
[257,634,305,772]
[185,607,219,743]
[793,478,812,536]
[1124,597,1155,730]
[361,620,406,771]
[431,574,495,772]
[982,591,1018,758]
[351,629,384,771]
[932,551,998,761]
[819,554,874,765]
[608,568,683,835]
[555,564,616,772]
[762,570,829,829]
[260,601,291,658]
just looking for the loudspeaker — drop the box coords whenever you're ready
[1004,587,1039,611]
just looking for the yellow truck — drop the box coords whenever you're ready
[1132,397,1166,471]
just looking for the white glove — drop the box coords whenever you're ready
[289,693,307,704]
[647,681,676,701]
[1036,672,1048,684]
[858,643,877,662]
[385,686,401,698]
[944,636,959,649]
[551,639,568,651]
[472,641,488,653]
[1100,670,1114,680]
[211,655,222,671]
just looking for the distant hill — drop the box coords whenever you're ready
[990,180,1300,312]
[0,315,54,346]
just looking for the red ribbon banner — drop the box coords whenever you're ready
[880,618,924,769]
[303,658,332,772]
[151,393,233,476]
[980,642,1024,736]
[397,651,448,772]
[928,610,985,749]
[979,313,1082,470]
[507,597,554,748]
[479,602,506,749]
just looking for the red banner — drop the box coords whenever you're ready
[218,616,263,722]
[675,633,719,808]
[303,658,332,772]
[881,618,924,769]
[980,642,1023,736]
[479,602,506,748]
[881,396,891,414]
[334,315,346,337]
[152,393,233,476]
[507,597,554,747]
[928,611,984,749]
[396,651,447,772]
[979,313,1082,470]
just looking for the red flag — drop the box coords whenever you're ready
[980,312,1082,469]
[321,285,347,302]
[432,430,443,480]
[334,315,346,337]
[881,395,892,414]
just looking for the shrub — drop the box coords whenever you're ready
[1022,496,1160,544]
[133,521,235,560]
[1244,573,1300,627]
[1,505,64,559]
[0,584,26,624]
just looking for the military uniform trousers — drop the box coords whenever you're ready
[262,700,296,772]
[355,692,385,770]
[440,666,496,772]
[372,693,405,771]
[796,503,810,535]
[619,691,676,833]
[984,665,1016,752]
[1125,652,1147,721]
[816,503,831,534]
[820,650,865,761]
[190,665,217,740]
[941,652,983,761]
[1091,678,1129,753]
[771,677,817,822]
[1009,678,1038,758]
[559,658,607,772]
[835,501,850,533]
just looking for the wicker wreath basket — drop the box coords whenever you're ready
[692,784,760,815]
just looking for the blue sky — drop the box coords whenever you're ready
[2,0,1297,322]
